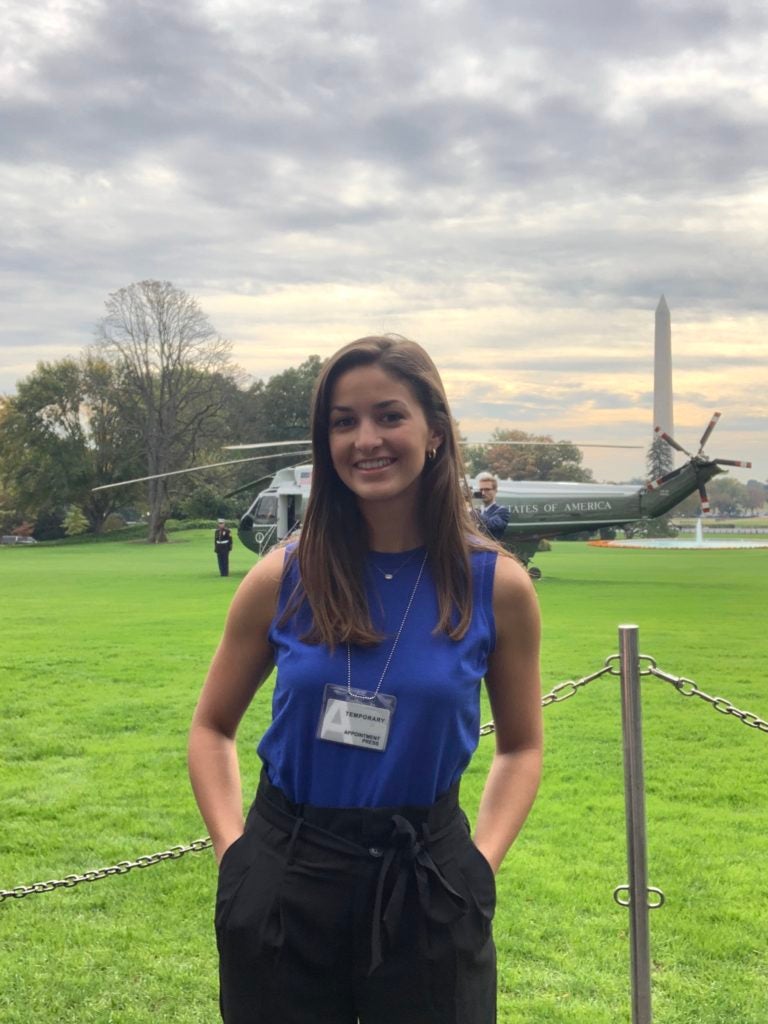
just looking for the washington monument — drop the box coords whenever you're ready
[653,295,674,437]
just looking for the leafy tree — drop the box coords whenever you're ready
[33,507,66,540]
[176,482,241,520]
[668,489,703,519]
[103,512,128,532]
[256,355,323,438]
[633,515,679,538]
[0,411,20,532]
[669,475,757,520]
[708,477,750,516]
[464,429,593,482]
[243,355,323,440]
[0,358,139,530]
[745,480,766,514]
[644,435,678,532]
[234,355,322,480]
[646,434,674,483]
[462,443,491,477]
[63,505,90,536]
[95,280,240,543]
[0,503,15,535]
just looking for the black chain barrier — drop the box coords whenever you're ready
[0,838,212,904]
[3,657,765,904]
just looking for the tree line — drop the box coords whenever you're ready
[1,280,763,542]
[0,281,323,542]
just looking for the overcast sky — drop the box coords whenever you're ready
[2,0,766,482]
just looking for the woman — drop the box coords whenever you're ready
[188,335,542,1024]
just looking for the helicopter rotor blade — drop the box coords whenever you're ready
[463,441,643,449]
[91,450,311,491]
[654,425,693,458]
[227,458,316,501]
[713,458,752,468]
[223,474,275,499]
[646,465,686,491]
[697,411,721,452]
[224,440,310,451]
[230,438,648,454]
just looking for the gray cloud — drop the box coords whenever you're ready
[1,0,766,478]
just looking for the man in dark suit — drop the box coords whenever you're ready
[477,473,510,541]
[214,518,233,576]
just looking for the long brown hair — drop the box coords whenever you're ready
[290,335,494,646]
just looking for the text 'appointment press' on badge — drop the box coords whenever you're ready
[317,551,428,751]
[318,685,396,751]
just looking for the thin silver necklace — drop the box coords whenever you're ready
[369,548,420,581]
[347,551,428,701]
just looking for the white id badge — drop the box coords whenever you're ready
[317,685,396,752]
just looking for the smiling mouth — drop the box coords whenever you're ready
[355,457,395,470]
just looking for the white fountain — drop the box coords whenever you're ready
[595,518,768,550]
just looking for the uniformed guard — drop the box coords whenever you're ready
[214,518,233,576]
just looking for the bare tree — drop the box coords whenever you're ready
[96,280,237,542]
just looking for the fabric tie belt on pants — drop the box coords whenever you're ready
[254,784,470,975]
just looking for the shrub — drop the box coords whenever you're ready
[165,518,221,532]
[103,513,127,532]
[64,506,90,536]
[33,508,66,541]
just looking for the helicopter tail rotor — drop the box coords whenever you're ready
[651,413,752,514]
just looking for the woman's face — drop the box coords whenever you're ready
[327,363,442,512]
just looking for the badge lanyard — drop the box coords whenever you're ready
[317,551,428,752]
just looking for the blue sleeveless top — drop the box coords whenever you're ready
[258,546,497,808]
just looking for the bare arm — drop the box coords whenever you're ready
[188,546,285,863]
[473,554,543,873]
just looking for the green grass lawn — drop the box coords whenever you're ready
[1,534,766,1023]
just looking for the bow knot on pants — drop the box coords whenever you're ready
[370,813,468,975]
[215,771,497,1023]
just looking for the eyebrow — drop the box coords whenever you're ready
[330,399,405,412]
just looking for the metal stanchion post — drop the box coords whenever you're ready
[618,624,653,1024]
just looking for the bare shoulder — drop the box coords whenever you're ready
[493,552,537,603]
[242,544,289,589]
[225,545,289,634]
[492,553,540,636]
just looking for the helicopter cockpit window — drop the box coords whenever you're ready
[253,495,278,523]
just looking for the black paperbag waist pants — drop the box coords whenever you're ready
[215,770,497,1024]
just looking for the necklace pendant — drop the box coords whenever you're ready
[383,572,393,580]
